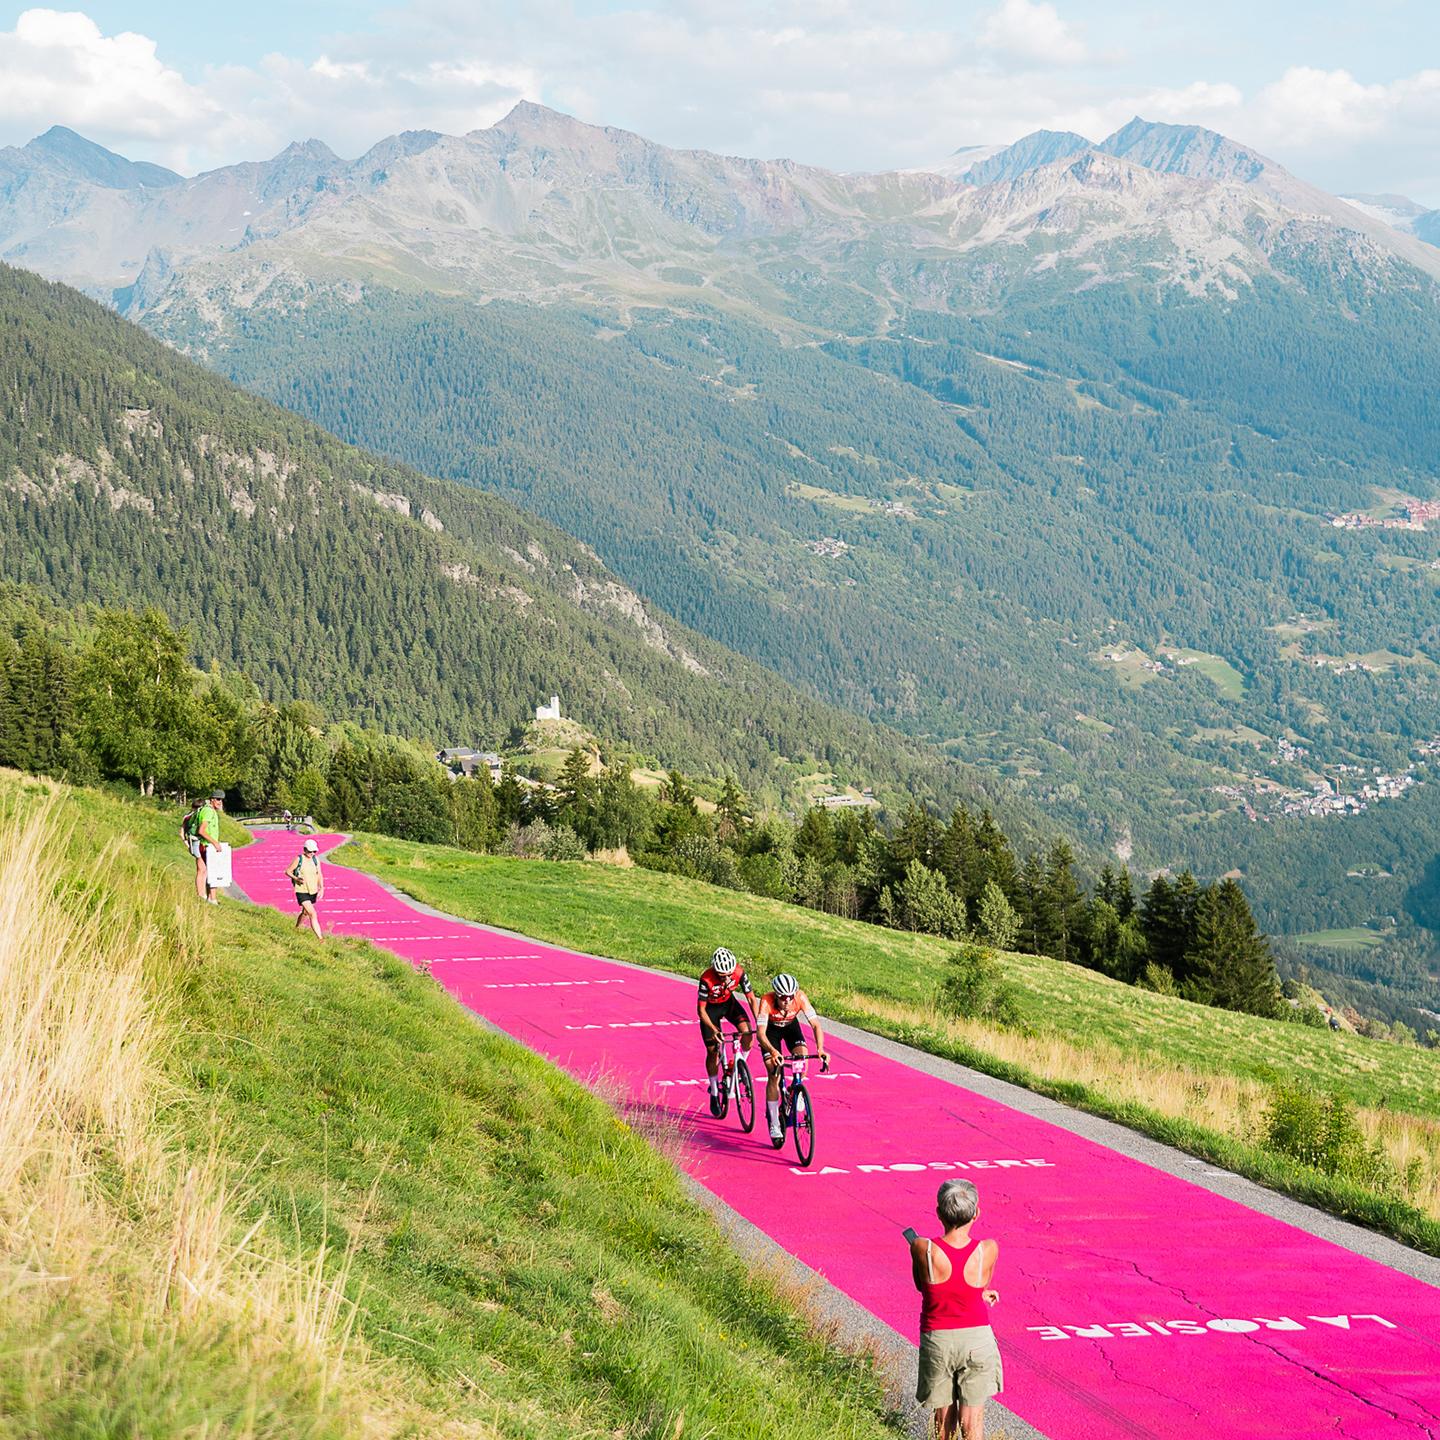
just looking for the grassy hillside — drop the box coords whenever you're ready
[344,837,1440,1252]
[0,771,904,1439]
[0,262,1037,824]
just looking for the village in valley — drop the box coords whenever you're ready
[1212,739,1436,824]
[1328,496,1440,532]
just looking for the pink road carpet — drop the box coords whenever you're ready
[236,831,1440,1440]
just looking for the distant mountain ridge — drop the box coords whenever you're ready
[3,125,182,189]
[4,103,1440,315]
[1338,190,1440,242]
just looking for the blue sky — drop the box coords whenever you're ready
[4,2,1440,201]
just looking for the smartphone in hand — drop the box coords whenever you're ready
[902,1227,919,1243]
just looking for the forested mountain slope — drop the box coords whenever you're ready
[0,262,1041,823]
[205,281,1440,954]
[5,107,1440,997]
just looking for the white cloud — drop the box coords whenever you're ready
[979,0,1088,68]
[0,8,221,155]
[310,57,372,83]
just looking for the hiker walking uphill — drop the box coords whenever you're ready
[286,838,325,939]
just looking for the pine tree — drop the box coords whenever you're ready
[1141,872,1200,978]
[1016,850,1049,955]
[1088,899,1149,981]
[1113,868,1136,920]
[1168,872,1202,983]
[715,775,753,842]
[1184,880,1282,1017]
[937,805,977,900]
[494,764,527,827]
[889,800,941,879]
[556,746,597,814]
[831,807,876,867]
[794,806,837,865]
[973,808,1020,905]
[651,769,706,853]
[1043,840,1087,965]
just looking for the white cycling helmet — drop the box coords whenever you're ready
[772,973,799,998]
[711,946,737,976]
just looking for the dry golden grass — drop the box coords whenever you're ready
[590,846,635,868]
[842,991,1440,1221]
[0,788,387,1435]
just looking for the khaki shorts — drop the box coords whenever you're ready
[916,1326,1003,1408]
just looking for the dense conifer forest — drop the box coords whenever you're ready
[0,262,1046,826]
[3,589,1332,1033]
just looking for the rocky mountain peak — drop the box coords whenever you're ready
[960,129,1093,187]
[276,138,342,164]
[14,124,182,189]
[1098,117,1269,185]
[484,100,601,143]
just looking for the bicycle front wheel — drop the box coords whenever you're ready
[735,1057,755,1132]
[790,1083,814,1167]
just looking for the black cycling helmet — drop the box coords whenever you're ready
[712,946,738,976]
[772,972,799,998]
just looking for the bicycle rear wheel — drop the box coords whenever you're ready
[790,1083,814,1167]
[734,1057,755,1132]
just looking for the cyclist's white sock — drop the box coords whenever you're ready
[707,1074,719,1096]
[767,1100,781,1131]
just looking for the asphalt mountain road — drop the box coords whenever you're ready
[235,831,1440,1440]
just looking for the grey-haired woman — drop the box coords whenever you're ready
[907,1179,1002,1440]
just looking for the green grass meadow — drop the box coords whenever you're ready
[344,837,1440,1118]
[2,777,906,1440]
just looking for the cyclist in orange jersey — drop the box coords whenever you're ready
[755,973,828,1141]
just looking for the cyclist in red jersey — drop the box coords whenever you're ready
[907,1179,1002,1440]
[755,973,827,1141]
[696,947,757,1115]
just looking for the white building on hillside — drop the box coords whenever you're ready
[535,694,562,721]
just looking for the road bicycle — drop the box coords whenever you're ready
[766,1050,829,1168]
[709,1026,755,1133]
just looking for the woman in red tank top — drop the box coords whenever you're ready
[907,1180,1003,1440]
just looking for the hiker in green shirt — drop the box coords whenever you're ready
[191,790,225,904]
[286,838,325,940]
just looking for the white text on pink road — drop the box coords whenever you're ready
[1030,1315,1398,1340]
[790,1158,1056,1175]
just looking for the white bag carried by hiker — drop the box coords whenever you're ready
[205,841,233,891]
